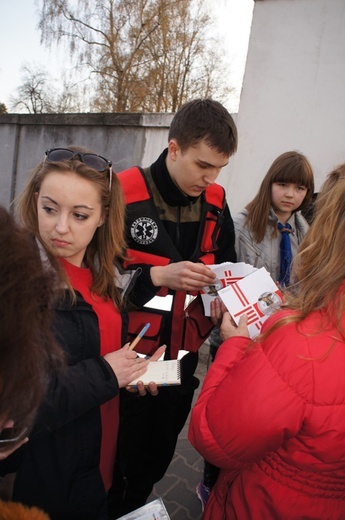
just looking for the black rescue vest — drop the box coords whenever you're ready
[118,166,226,358]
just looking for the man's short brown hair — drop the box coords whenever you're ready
[168,98,238,156]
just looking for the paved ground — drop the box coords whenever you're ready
[146,342,211,520]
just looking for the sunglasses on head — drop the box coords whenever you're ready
[45,148,113,190]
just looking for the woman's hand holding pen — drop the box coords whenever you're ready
[104,343,167,392]
[123,323,166,397]
[104,346,149,388]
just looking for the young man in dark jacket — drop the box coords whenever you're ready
[110,98,238,516]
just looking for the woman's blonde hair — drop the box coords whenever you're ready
[258,163,345,341]
[16,148,126,309]
[245,151,314,243]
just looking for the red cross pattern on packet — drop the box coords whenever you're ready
[201,262,257,316]
[218,267,283,338]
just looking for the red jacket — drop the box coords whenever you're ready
[189,305,345,519]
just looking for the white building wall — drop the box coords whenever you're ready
[224,0,345,214]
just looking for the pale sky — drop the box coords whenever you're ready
[0,0,254,112]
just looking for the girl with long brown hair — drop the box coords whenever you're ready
[1,147,162,520]
[234,150,314,286]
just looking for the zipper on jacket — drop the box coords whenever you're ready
[175,206,181,248]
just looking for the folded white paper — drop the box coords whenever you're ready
[218,267,283,338]
[201,262,258,316]
[116,497,170,519]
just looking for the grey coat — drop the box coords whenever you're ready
[233,207,309,282]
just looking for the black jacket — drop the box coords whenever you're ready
[8,291,121,520]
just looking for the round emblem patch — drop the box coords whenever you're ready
[130,217,158,245]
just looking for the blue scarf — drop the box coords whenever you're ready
[278,222,293,286]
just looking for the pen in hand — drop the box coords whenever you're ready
[129,323,151,351]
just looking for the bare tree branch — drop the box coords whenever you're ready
[36,0,233,112]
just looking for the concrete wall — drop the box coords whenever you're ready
[227,0,345,214]
[0,113,174,209]
[2,0,343,216]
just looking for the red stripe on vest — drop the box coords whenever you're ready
[118,167,150,204]
[204,183,224,210]
[124,249,171,268]
[119,166,224,211]
[200,252,216,264]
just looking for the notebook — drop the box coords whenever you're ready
[127,359,181,387]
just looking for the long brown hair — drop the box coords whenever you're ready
[0,207,64,432]
[257,163,345,342]
[16,148,126,309]
[245,151,314,243]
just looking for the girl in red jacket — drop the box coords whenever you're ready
[189,164,345,519]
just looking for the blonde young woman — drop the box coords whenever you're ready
[1,148,162,520]
[189,164,345,519]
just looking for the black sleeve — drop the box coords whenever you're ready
[30,356,119,436]
[0,356,119,474]
[213,203,237,264]
[126,264,161,308]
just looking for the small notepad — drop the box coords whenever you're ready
[128,359,181,387]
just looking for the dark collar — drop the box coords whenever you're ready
[150,149,200,207]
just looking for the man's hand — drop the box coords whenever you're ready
[150,261,215,291]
